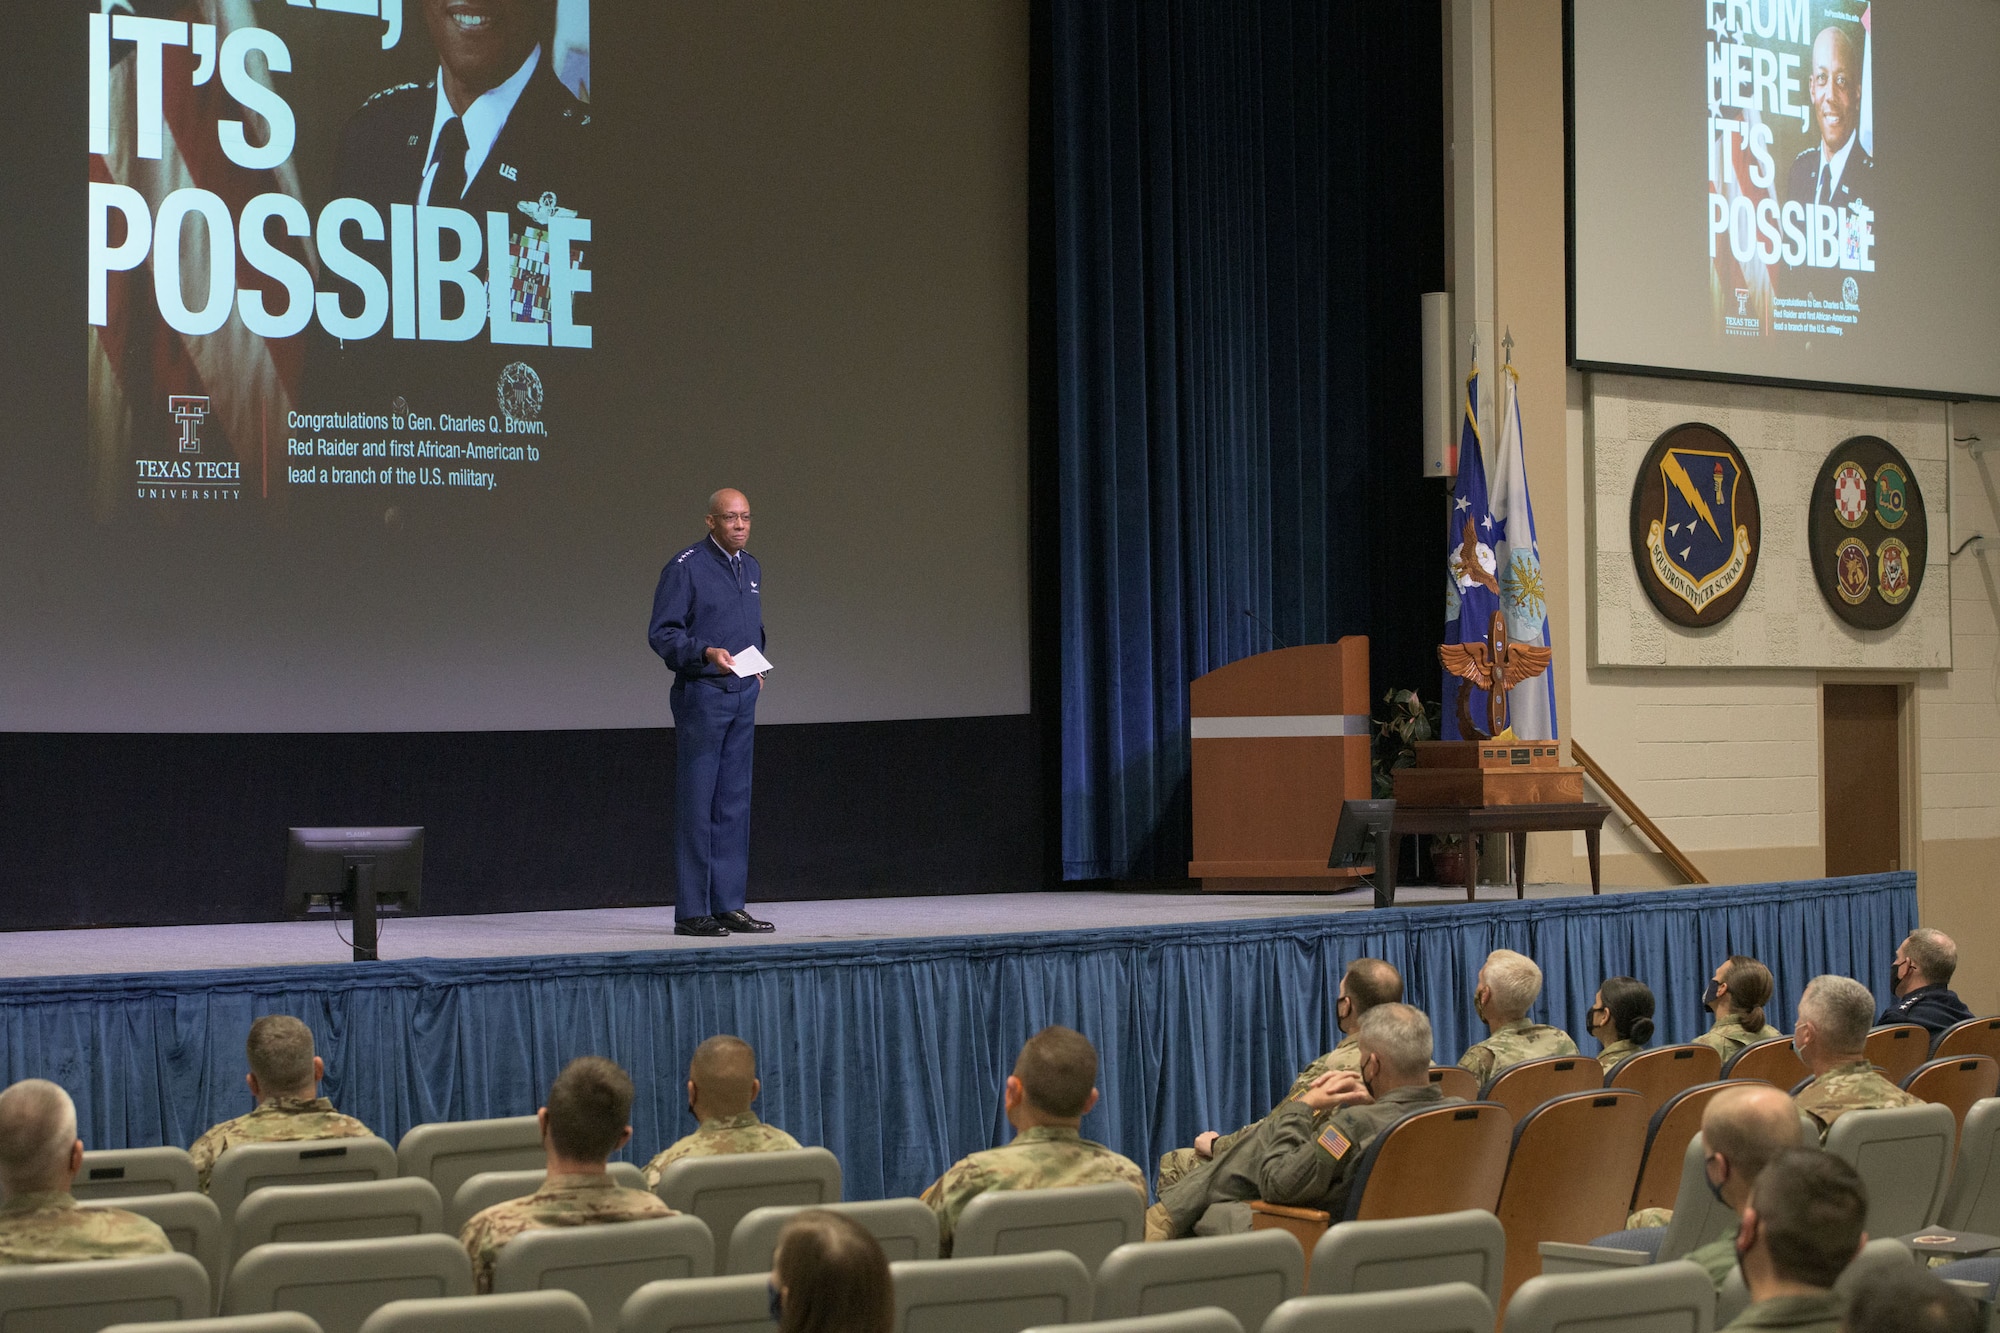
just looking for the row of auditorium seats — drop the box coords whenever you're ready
[15,1210,1985,1333]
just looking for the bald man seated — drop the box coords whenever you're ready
[1676,1084,1808,1286]
[642,1035,802,1187]
[0,1079,171,1264]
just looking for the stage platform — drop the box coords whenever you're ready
[0,873,1913,1202]
[0,882,1594,977]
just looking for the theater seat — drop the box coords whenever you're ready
[1023,1311,1240,1333]
[230,1177,444,1269]
[1480,1057,1602,1126]
[1935,1018,2000,1062]
[727,1198,940,1274]
[395,1116,545,1206]
[207,1137,399,1227]
[653,1148,841,1273]
[1867,1024,1934,1086]
[1493,1090,1648,1309]
[1502,1260,1712,1333]
[1823,1102,1956,1237]
[953,1183,1145,1271]
[891,1253,1094,1333]
[1625,1080,1757,1216]
[1902,1057,2000,1136]
[359,1291,592,1333]
[1261,1283,1493,1333]
[1601,1045,1722,1121]
[1309,1210,1504,1307]
[75,1146,200,1200]
[0,1252,211,1332]
[103,1316,322,1333]
[221,1234,472,1333]
[617,1273,774,1333]
[490,1214,714,1332]
[82,1190,226,1305]
[1720,1038,1806,1091]
[1938,1098,2000,1232]
[1093,1231,1301,1332]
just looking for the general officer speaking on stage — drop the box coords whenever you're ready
[648,489,774,938]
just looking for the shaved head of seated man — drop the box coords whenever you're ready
[642,1035,802,1187]
[1457,949,1578,1085]
[460,1056,676,1292]
[0,1079,171,1264]
[1793,974,1921,1139]
[188,1015,374,1190]
[1156,958,1403,1191]
[920,1026,1146,1255]
[1722,1148,1866,1333]
[1147,1003,1458,1239]
[1673,1084,1809,1287]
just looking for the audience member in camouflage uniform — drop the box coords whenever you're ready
[460,1056,674,1292]
[1146,1004,1454,1240]
[1720,1149,1865,1333]
[1693,956,1785,1062]
[188,1015,374,1191]
[1457,950,1578,1086]
[1589,977,1657,1075]
[1792,974,1922,1139]
[0,1079,170,1265]
[1626,1083,1803,1278]
[1155,959,1402,1191]
[920,1026,1145,1256]
[642,1036,802,1187]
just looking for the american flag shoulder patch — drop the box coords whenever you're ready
[1317,1124,1352,1160]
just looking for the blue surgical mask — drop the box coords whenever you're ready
[768,1280,784,1324]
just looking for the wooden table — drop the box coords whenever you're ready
[1377,802,1612,907]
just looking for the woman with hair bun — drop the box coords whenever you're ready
[1589,976,1657,1073]
[769,1210,893,1333]
[1693,955,1784,1059]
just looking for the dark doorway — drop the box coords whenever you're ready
[1823,683,1903,876]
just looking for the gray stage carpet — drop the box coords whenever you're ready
[0,883,1597,978]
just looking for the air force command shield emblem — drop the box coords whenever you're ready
[1629,424,1761,627]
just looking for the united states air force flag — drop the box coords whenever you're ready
[1489,365,1556,740]
[1442,364,1501,742]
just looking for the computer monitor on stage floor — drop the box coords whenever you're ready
[284,827,424,961]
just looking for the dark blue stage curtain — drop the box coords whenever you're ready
[1053,2,1444,879]
[0,875,1909,1201]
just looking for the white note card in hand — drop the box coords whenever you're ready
[729,645,773,678]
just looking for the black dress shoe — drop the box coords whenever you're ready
[674,916,730,937]
[717,909,775,934]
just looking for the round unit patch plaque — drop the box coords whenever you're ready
[1629,422,1762,628]
[1808,436,1928,630]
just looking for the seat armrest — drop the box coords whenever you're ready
[1247,1201,1332,1224]
[1537,1241,1649,1274]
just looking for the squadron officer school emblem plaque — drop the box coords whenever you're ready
[1628,422,1761,628]
[1808,436,1928,630]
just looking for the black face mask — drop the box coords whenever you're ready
[1703,981,1725,1021]
[768,1281,784,1324]
[1361,1059,1377,1100]
[1704,1157,1729,1208]
[688,1098,701,1123]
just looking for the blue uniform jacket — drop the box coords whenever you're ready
[1880,984,1974,1038]
[649,537,765,693]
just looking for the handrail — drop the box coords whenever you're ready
[1568,740,1708,885]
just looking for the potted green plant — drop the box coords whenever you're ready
[1371,689,1465,884]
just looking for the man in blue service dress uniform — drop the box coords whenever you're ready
[649,490,775,938]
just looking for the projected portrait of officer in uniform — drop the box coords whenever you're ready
[313,0,596,416]
[1786,25,1870,213]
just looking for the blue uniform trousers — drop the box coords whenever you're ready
[670,676,758,919]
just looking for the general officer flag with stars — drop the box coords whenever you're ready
[1441,363,1503,742]
[1489,365,1557,740]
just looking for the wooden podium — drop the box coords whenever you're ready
[1188,638,1372,891]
